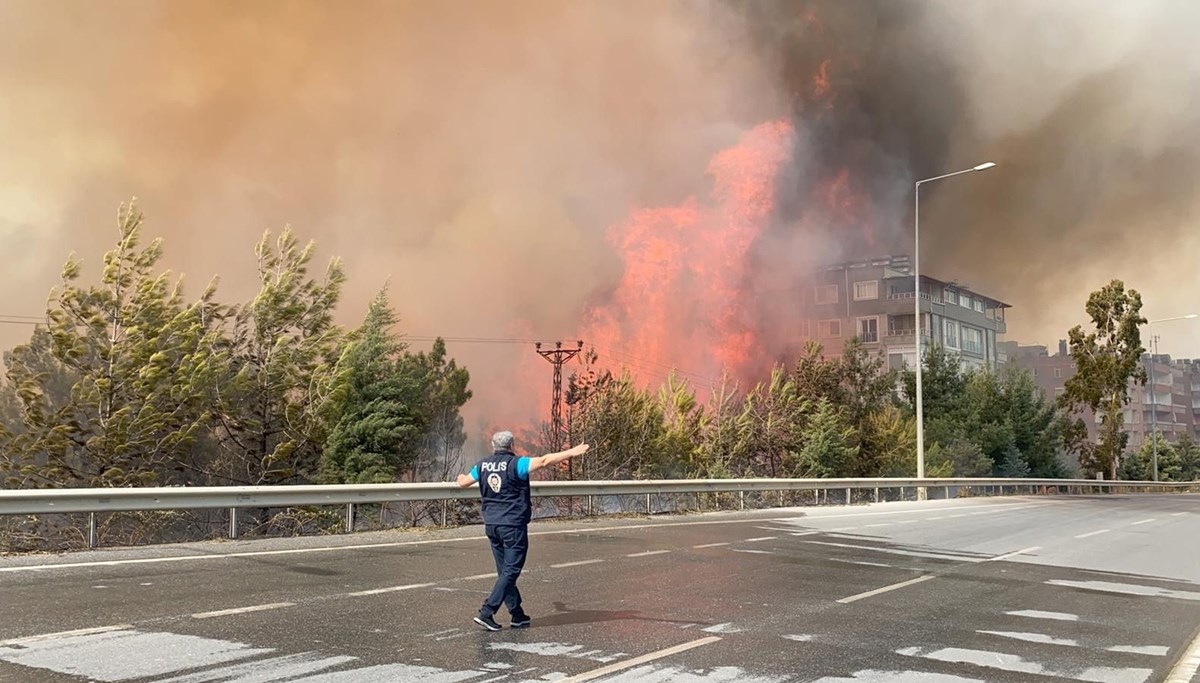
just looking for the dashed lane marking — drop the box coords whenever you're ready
[191,602,295,619]
[555,636,722,683]
[985,546,1040,562]
[626,550,671,558]
[837,575,935,604]
[551,559,604,569]
[346,582,435,597]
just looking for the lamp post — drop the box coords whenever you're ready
[915,162,995,483]
[1145,313,1199,481]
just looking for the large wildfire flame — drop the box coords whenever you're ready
[579,120,796,386]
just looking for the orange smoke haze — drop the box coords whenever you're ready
[3,0,1200,439]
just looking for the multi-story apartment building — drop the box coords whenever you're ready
[1002,340,1200,449]
[800,255,1010,372]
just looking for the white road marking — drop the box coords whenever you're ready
[1007,609,1078,622]
[898,645,1153,683]
[1110,645,1170,656]
[897,520,919,524]
[693,542,730,548]
[731,549,774,555]
[811,671,984,682]
[346,582,434,596]
[801,540,980,563]
[460,573,496,580]
[927,516,946,521]
[829,527,859,532]
[744,536,776,542]
[489,642,622,662]
[837,576,934,604]
[1075,529,1111,539]
[192,602,295,619]
[0,629,272,680]
[979,630,1077,647]
[0,625,131,646]
[1131,518,1158,526]
[985,546,1040,562]
[782,634,814,642]
[626,550,671,558]
[154,652,357,682]
[832,559,894,568]
[424,629,459,637]
[551,559,604,569]
[1165,622,1200,682]
[1047,579,1200,602]
[702,623,743,634]
[1171,512,1187,517]
[863,523,892,528]
[555,636,722,683]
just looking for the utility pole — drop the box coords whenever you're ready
[536,340,584,462]
[1149,334,1161,481]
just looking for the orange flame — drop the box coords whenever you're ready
[579,119,796,385]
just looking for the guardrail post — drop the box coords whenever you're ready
[845,487,851,506]
[229,507,238,540]
[588,495,594,516]
[944,485,951,500]
[441,500,448,527]
[346,503,355,533]
[88,512,98,549]
[646,493,651,515]
[779,490,785,508]
[874,487,879,504]
[739,490,745,510]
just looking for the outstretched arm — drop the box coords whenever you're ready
[456,465,479,488]
[526,443,590,475]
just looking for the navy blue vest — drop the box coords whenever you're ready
[475,450,531,526]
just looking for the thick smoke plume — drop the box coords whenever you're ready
[2,1,1198,434]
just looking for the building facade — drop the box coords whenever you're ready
[1002,340,1200,449]
[801,255,1010,372]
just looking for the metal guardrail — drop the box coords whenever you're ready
[1,477,1195,548]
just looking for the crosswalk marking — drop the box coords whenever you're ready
[897,645,1154,683]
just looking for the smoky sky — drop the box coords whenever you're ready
[2,0,1198,431]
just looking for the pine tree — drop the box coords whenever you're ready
[320,289,425,484]
[5,202,224,487]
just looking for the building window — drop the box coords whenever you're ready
[1054,387,1065,398]
[945,290,960,306]
[1053,367,1062,379]
[888,353,906,371]
[815,285,839,305]
[1032,368,1038,377]
[857,317,879,343]
[818,319,842,338]
[944,319,959,349]
[973,298,984,313]
[853,280,879,301]
[799,320,811,339]
[962,326,983,354]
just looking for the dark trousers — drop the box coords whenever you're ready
[481,524,528,617]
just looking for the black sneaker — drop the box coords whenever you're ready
[473,614,502,631]
[510,613,531,629]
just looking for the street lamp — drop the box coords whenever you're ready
[1145,313,1199,481]
[914,162,996,482]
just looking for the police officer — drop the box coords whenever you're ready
[456,431,589,631]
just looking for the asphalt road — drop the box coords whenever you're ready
[2,494,1199,682]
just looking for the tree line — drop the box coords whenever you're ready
[0,203,471,490]
[2,206,1193,492]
